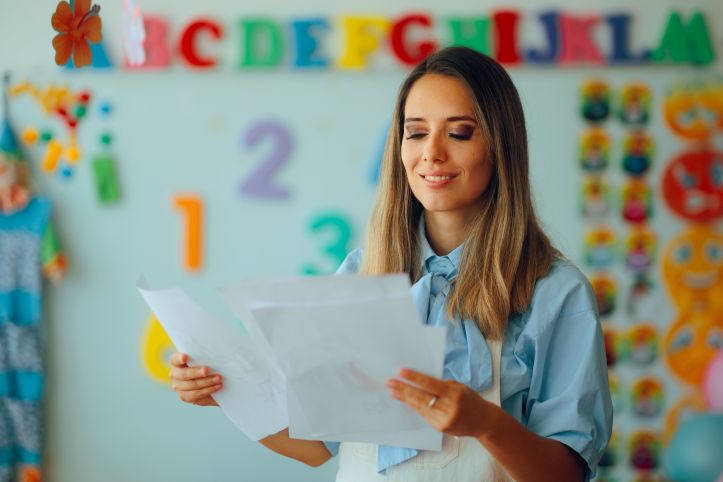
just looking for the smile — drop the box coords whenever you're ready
[419,173,458,187]
[681,271,718,289]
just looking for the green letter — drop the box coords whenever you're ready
[239,18,284,68]
[447,18,491,54]
[651,11,715,65]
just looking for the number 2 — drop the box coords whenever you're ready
[239,120,292,199]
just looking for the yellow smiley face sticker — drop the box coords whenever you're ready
[663,82,723,141]
[662,226,723,312]
[664,310,723,385]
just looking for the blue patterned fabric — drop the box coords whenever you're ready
[0,196,53,481]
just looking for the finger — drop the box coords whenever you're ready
[386,378,437,413]
[169,365,209,381]
[170,352,189,367]
[398,368,447,394]
[179,383,223,404]
[172,375,222,392]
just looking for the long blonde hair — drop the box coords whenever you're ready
[360,46,558,340]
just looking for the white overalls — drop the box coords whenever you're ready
[335,340,515,482]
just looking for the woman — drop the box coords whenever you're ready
[169,46,612,482]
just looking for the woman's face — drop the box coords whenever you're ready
[401,73,493,223]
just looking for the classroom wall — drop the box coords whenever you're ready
[1,1,722,481]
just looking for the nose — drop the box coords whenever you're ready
[422,131,447,164]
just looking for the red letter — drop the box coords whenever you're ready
[493,10,521,65]
[390,14,437,66]
[559,14,604,64]
[125,15,171,69]
[179,18,223,68]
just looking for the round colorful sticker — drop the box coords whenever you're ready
[581,176,611,218]
[579,128,610,173]
[628,429,661,471]
[618,82,652,126]
[627,324,659,365]
[626,274,656,318]
[631,376,664,418]
[591,273,617,317]
[625,227,657,274]
[603,326,623,366]
[581,79,611,123]
[621,179,653,224]
[661,225,723,313]
[584,226,616,270]
[621,131,654,176]
[661,149,723,223]
[663,81,723,141]
[664,310,723,386]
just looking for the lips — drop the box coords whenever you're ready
[419,172,459,184]
[681,271,718,289]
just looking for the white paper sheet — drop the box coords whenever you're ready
[285,325,446,450]
[137,281,287,440]
[219,274,446,451]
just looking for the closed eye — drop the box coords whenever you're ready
[670,328,693,352]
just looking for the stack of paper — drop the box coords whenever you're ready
[138,274,446,451]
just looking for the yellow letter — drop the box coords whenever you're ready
[338,16,391,69]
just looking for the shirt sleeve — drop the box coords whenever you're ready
[521,264,613,481]
[335,248,363,274]
[323,248,364,457]
[41,220,67,282]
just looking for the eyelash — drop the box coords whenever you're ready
[404,132,472,141]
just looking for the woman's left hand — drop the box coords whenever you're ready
[386,369,497,439]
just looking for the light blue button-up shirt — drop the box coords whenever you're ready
[324,225,612,480]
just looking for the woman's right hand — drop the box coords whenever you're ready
[169,352,223,407]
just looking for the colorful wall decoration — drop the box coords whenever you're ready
[52,9,717,71]
[2,2,722,482]
[579,76,723,481]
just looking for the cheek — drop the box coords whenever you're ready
[400,145,418,174]
[467,158,493,194]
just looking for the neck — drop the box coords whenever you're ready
[423,210,470,255]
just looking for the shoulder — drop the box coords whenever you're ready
[335,248,364,274]
[521,257,598,336]
[532,258,595,313]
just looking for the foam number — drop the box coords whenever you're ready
[368,121,390,186]
[172,194,203,272]
[141,313,175,384]
[239,120,292,199]
[301,213,353,275]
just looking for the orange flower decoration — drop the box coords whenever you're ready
[51,0,102,67]
[20,465,41,482]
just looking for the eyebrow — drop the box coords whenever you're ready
[404,115,477,124]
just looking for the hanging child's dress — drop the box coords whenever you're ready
[0,119,66,482]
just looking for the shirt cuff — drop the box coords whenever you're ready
[323,441,341,457]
